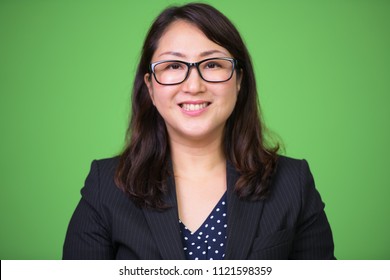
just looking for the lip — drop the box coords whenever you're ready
[178,100,211,116]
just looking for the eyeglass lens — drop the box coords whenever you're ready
[153,58,234,85]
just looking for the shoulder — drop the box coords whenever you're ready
[266,155,326,223]
[275,155,309,174]
[273,155,313,187]
[85,156,120,185]
[262,155,325,224]
[90,156,120,176]
[81,156,122,202]
[254,156,335,259]
[269,155,321,208]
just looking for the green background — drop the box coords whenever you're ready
[0,0,389,259]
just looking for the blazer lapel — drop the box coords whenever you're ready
[225,162,265,259]
[142,171,186,260]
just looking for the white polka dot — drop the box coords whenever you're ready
[178,203,231,260]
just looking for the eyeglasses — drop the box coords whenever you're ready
[149,57,238,85]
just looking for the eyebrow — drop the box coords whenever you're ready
[158,50,228,58]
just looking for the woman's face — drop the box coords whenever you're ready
[145,20,241,144]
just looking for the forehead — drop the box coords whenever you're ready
[153,20,230,60]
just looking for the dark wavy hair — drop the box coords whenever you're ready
[115,3,279,209]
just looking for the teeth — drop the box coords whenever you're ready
[181,102,209,111]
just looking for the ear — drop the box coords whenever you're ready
[144,73,155,104]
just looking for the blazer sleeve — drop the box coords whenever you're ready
[290,159,335,259]
[63,160,114,259]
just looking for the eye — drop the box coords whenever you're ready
[165,62,184,70]
[204,61,222,69]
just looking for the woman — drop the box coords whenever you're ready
[63,3,335,260]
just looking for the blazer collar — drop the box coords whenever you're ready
[225,161,265,259]
[142,160,265,260]
[142,162,186,260]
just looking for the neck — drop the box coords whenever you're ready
[169,134,225,176]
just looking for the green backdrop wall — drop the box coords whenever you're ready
[0,0,389,259]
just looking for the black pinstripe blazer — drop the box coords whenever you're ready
[63,156,335,259]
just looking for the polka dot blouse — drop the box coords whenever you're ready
[179,192,227,260]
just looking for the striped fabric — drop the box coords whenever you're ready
[63,156,335,259]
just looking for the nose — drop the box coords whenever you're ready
[181,66,206,94]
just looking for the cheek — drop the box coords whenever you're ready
[216,84,239,105]
[227,94,238,113]
[223,87,239,114]
[150,85,176,109]
[149,82,163,102]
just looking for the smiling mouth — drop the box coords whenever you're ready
[179,102,211,111]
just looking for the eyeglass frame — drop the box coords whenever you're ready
[149,57,239,86]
